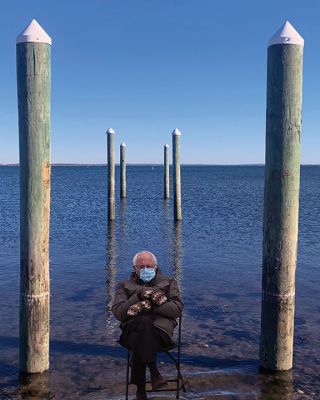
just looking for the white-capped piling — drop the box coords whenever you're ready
[172,129,182,220]
[260,21,304,371]
[107,128,115,220]
[164,144,169,199]
[17,19,51,373]
[120,142,126,198]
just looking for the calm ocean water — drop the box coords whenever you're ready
[0,165,319,399]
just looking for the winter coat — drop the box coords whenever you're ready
[111,269,183,338]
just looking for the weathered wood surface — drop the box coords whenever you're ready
[107,129,115,220]
[17,42,51,373]
[120,143,126,198]
[260,44,303,371]
[164,144,169,199]
[172,130,182,220]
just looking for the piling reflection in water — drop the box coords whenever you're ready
[162,199,171,270]
[19,371,53,400]
[105,220,116,337]
[258,369,293,400]
[173,221,183,292]
[119,199,128,258]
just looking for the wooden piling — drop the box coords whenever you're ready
[164,144,169,199]
[107,128,115,220]
[260,21,304,371]
[172,129,182,220]
[17,19,52,373]
[120,142,126,198]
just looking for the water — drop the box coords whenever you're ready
[0,165,319,399]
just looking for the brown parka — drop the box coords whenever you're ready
[111,269,183,338]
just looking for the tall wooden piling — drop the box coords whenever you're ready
[17,19,51,373]
[107,128,115,220]
[172,129,182,220]
[164,144,169,199]
[260,21,304,371]
[120,142,126,198]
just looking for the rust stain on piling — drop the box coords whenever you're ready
[41,161,50,273]
[42,163,50,188]
[270,170,292,180]
[281,170,291,178]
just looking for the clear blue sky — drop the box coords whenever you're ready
[0,0,319,164]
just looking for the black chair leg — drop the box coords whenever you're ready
[126,351,130,400]
[165,351,186,398]
[125,314,185,398]
[176,367,187,397]
[176,368,180,399]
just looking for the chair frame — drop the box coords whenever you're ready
[125,315,186,399]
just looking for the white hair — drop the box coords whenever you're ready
[133,250,157,267]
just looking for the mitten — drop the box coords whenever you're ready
[127,300,151,316]
[150,290,167,306]
[139,289,154,300]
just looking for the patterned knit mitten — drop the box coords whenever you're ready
[127,300,152,316]
[150,290,167,306]
[140,289,154,300]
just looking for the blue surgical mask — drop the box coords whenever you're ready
[139,267,156,283]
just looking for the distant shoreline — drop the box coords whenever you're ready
[1,163,265,166]
[1,163,319,167]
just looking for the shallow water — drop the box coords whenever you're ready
[0,165,319,399]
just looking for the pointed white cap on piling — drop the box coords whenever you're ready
[268,21,304,47]
[17,19,52,45]
[172,128,181,136]
[106,128,115,134]
[121,142,126,146]
[164,144,169,147]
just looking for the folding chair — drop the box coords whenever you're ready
[125,315,186,399]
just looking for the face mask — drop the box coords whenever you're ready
[139,267,156,283]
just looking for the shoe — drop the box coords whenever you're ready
[136,390,148,400]
[151,374,167,390]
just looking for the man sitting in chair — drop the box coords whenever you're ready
[112,250,183,400]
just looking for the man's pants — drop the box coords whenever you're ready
[120,314,171,385]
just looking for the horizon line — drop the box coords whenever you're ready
[1,163,320,167]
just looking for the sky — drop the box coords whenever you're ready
[0,0,319,164]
